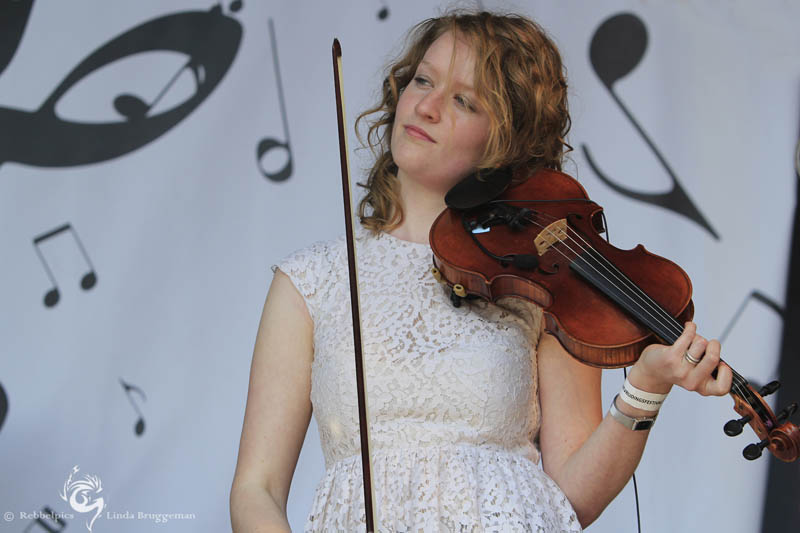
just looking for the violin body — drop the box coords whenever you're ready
[429,167,800,462]
[430,168,694,368]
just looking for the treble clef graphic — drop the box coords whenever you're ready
[0,4,242,169]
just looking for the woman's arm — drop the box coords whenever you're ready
[537,321,732,528]
[230,269,314,533]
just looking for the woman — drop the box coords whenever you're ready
[230,10,732,532]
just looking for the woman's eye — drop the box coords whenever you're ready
[455,95,472,110]
[414,76,429,86]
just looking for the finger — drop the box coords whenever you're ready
[684,334,709,365]
[690,339,723,395]
[674,322,697,359]
[702,359,733,396]
[673,322,699,380]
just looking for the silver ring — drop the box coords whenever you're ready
[684,351,701,365]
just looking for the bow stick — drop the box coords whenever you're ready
[332,38,378,532]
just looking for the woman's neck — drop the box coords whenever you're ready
[387,172,448,244]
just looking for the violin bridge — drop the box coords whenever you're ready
[534,219,568,256]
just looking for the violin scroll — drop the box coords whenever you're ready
[725,378,800,462]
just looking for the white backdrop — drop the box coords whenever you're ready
[0,1,798,532]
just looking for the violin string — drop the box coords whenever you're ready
[518,211,754,400]
[486,208,757,403]
[485,201,751,390]
[533,213,758,401]
[519,209,685,340]
[519,212,686,341]
[481,202,758,402]
[537,218,753,398]
[541,222,753,401]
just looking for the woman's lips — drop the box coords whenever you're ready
[404,125,435,142]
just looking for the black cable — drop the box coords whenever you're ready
[622,366,643,533]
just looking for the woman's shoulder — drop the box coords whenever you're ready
[269,233,348,322]
[273,224,377,269]
[271,232,347,279]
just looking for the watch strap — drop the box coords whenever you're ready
[609,394,657,431]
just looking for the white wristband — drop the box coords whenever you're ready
[619,377,668,412]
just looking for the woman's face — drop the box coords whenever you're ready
[390,31,491,196]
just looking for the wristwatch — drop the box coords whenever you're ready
[609,394,657,431]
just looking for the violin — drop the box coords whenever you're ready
[429,167,800,462]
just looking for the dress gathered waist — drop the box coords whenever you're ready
[304,442,582,533]
[329,441,540,472]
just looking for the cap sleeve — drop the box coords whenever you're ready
[271,239,331,323]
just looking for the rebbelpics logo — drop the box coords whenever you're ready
[58,465,106,532]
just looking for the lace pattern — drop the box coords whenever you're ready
[272,225,580,532]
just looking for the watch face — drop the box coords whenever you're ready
[632,420,654,431]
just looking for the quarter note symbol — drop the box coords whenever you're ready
[377,0,390,20]
[119,378,146,436]
[256,18,292,182]
[582,13,720,240]
[32,223,97,308]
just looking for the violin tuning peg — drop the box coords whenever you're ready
[758,381,781,397]
[743,438,770,460]
[776,402,798,423]
[724,414,752,436]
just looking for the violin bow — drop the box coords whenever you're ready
[332,38,379,532]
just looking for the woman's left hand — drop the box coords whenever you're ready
[626,321,733,397]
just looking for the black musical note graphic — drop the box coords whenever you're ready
[32,223,97,308]
[377,0,390,20]
[21,506,67,533]
[0,5,242,169]
[119,378,146,436]
[256,18,293,182]
[0,0,34,78]
[114,56,203,120]
[0,382,7,434]
[719,290,784,343]
[581,12,720,240]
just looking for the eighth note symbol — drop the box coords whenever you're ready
[32,223,97,307]
[582,12,719,240]
[119,378,146,437]
[256,18,292,182]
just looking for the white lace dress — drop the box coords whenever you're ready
[273,224,581,532]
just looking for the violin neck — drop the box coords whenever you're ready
[569,250,749,388]
[569,250,685,345]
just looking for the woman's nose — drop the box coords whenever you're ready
[415,90,442,122]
